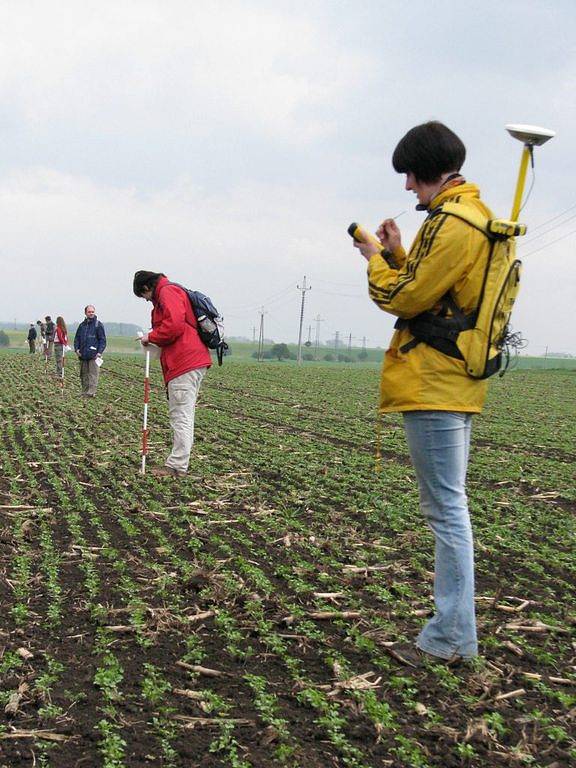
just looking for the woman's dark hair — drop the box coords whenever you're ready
[56,316,67,334]
[133,271,165,297]
[392,121,466,183]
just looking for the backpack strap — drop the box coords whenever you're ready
[157,282,194,322]
[397,202,489,358]
[429,201,492,237]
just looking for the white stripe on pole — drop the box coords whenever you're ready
[61,346,65,396]
[141,348,151,474]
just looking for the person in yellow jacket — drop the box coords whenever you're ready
[354,121,492,666]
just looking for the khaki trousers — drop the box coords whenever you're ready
[79,358,100,396]
[166,368,206,473]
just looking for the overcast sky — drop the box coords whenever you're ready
[2,0,575,354]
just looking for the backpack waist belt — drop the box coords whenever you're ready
[395,305,477,360]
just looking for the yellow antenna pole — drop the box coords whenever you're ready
[510,145,532,222]
[506,124,555,222]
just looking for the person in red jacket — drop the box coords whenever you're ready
[54,316,69,378]
[133,271,211,478]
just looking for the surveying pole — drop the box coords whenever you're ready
[60,347,65,396]
[296,276,311,364]
[139,341,151,475]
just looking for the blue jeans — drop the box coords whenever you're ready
[403,411,477,659]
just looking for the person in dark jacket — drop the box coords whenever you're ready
[133,271,211,477]
[27,324,37,353]
[74,305,106,397]
[45,316,56,360]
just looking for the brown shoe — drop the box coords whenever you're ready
[149,466,186,478]
[385,642,463,669]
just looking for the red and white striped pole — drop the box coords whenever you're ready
[141,347,151,474]
[60,347,65,395]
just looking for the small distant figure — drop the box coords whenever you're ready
[36,320,46,353]
[45,316,56,359]
[54,316,68,378]
[27,324,37,354]
[74,305,106,397]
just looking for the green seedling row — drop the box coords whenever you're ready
[0,353,574,767]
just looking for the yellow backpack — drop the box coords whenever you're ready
[401,202,525,379]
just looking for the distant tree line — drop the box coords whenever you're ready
[66,322,141,337]
[0,321,140,337]
[252,343,369,363]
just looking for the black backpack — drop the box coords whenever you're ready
[170,283,229,366]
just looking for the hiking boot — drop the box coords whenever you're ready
[385,642,464,669]
[149,466,187,479]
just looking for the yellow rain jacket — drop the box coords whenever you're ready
[368,183,493,413]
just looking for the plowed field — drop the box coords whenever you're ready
[1,353,574,767]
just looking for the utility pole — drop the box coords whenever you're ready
[252,326,256,344]
[334,331,340,351]
[314,315,324,360]
[296,276,311,364]
[257,307,267,362]
[347,333,353,353]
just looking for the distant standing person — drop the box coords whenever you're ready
[74,305,106,397]
[45,316,56,359]
[37,320,46,353]
[27,324,37,353]
[133,271,211,478]
[54,316,69,378]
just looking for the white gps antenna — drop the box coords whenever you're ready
[505,123,555,221]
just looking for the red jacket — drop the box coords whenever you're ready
[148,276,212,384]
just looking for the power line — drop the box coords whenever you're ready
[225,283,295,313]
[314,277,365,288]
[226,292,297,321]
[315,288,365,299]
[523,227,576,257]
[528,201,576,233]
[519,209,576,247]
